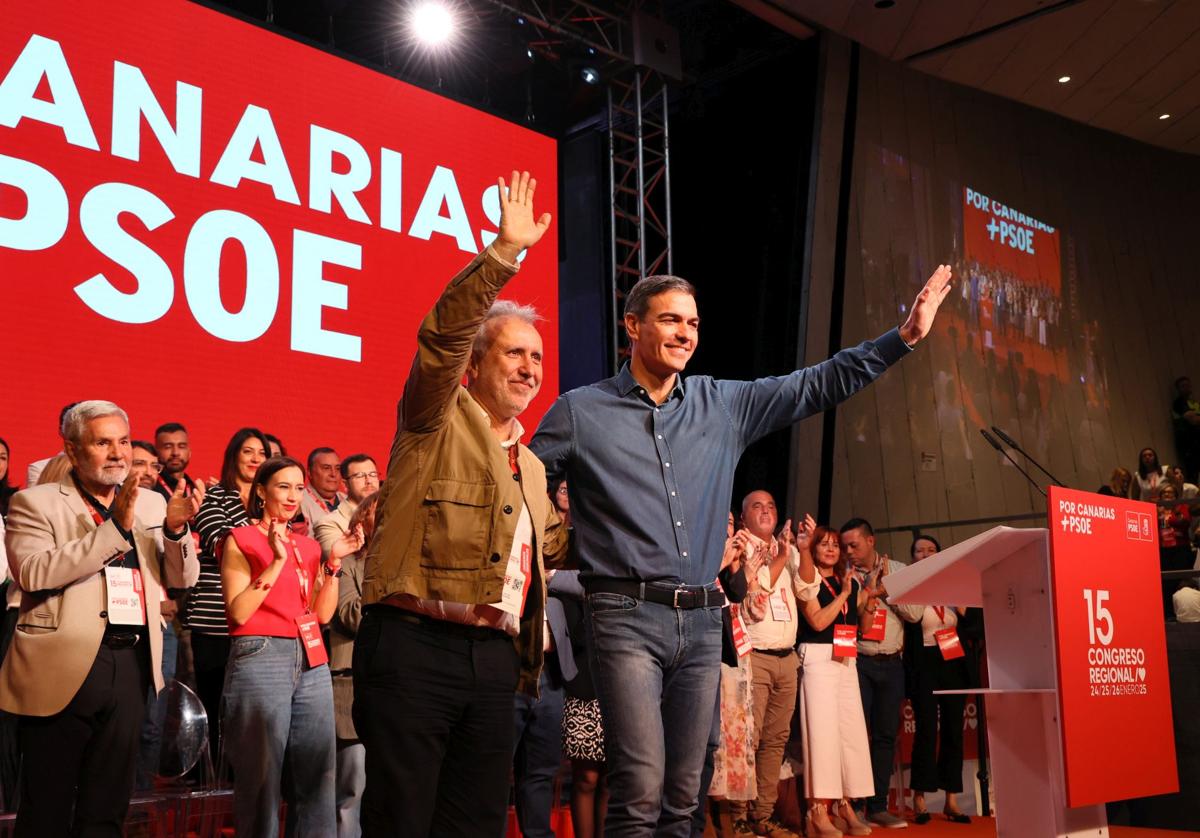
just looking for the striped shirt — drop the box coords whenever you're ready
[186,484,250,635]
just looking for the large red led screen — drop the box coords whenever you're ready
[0,0,559,479]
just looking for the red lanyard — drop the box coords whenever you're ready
[158,474,190,497]
[306,487,336,513]
[290,540,311,609]
[73,480,107,527]
[821,575,848,616]
[507,444,521,477]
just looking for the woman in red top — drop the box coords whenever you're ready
[219,456,363,838]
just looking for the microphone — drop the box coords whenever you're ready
[990,426,1066,487]
[980,429,1047,498]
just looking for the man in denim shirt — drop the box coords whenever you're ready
[530,264,952,836]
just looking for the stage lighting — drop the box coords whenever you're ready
[1057,75,1071,83]
[1159,113,1171,120]
[581,66,600,85]
[411,1,455,46]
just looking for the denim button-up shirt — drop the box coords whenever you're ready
[530,328,912,586]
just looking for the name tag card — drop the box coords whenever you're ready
[769,587,792,622]
[862,607,887,642]
[935,626,965,660]
[296,612,329,668]
[104,567,146,626]
[833,623,858,658]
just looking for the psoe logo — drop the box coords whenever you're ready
[1139,512,1153,541]
[1125,511,1141,540]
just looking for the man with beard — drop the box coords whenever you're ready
[0,400,199,835]
[152,423,199,502]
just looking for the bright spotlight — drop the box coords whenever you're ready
[411,2,455,46]
[581,66,600,85]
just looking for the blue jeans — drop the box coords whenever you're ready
[510,667,565,838]
[586,593,722,837]
[856,654,905,814]
[222,636,335,838]
[336,738,365,838]
[137,622,178,787]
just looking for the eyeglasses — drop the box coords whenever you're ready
[134,460,164,473]
[348,471,380,481]
[556,486,569,495]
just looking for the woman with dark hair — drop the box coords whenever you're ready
[1134,448,1169,501]
[265,434,286,459]
[220,456,362,837]
[0,438,17,518]
[188,427,268,761]
[904,535,972,825]
[797,526,874,837]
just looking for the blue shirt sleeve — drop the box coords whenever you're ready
[530,393,575,488]
[716,328,912,447]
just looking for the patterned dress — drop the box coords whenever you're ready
[710,594,766,799]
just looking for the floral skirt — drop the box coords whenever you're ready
[710,656,756,800]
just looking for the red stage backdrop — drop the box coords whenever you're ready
[0,0,559,479]
[1048,486,1178,808]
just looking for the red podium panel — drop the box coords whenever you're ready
[1048,486,1178,808]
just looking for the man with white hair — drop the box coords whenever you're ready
[0,400,200,836]
[354,171,569,837]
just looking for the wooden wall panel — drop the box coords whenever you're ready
[816,42,1200,558]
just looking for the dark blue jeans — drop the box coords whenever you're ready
[856,654,905,814]
[510,667,565,838]
[586,593,722,837]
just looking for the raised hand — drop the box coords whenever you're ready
[899,263,953,346]
[492,170,552,263]
[111,471,139,532]
[165,477,201,533]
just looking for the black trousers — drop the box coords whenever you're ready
[16,643,150,837]
[909,646,968,794]
[352,607,519,838]
[188,631,229,763]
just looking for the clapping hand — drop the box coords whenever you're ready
[796,513,816,548]
[330,524,365,564]
[492,170,552,263]
[265,519,289,564]
[165,478,202,533]
[111,471,139,532]
[899,264,953,346]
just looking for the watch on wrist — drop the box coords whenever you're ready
[322,564,343,578]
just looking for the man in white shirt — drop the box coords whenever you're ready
[1173,580,1200,622]
[315,454,380,561]
[735,491,818,837]
[301,447,346,527]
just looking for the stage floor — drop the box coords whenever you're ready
[838,815,1198,837]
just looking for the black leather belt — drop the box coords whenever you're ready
[585,579,725,610]
[754,647,795,657]
[102,632,141,649]
[861,650,902,661]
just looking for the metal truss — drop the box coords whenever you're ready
[608,66,672,367]
[476,0,674,371]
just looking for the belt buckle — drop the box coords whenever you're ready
[673,587,686,609]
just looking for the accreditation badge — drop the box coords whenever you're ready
[103,566,146,626]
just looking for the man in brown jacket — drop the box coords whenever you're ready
[353,170,568,838]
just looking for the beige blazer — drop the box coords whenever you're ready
[330,551,363,740]
[0,476,199,717]
[313,499,356,561]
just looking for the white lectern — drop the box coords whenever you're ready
[884,526,1108,838]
